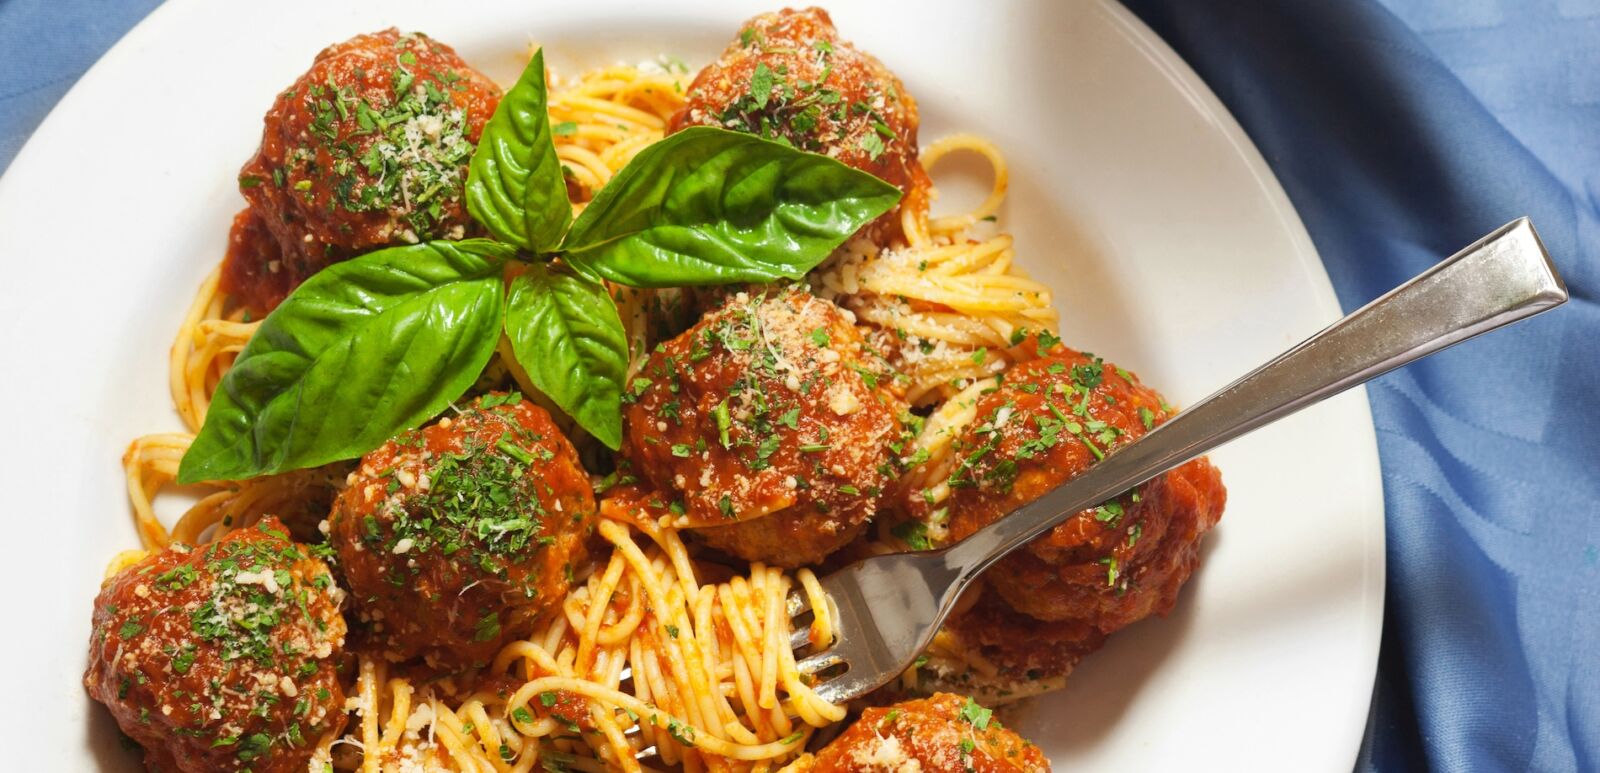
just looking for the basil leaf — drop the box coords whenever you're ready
[503,262,628,450]
[177,240,513,483]
[559,126,901,287]
[466,48,570,252]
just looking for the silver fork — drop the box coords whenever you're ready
[792,217,1567,704]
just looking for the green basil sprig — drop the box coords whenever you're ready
[503,262,630,449]
[466,48,570,252]
[178,49,900,484]
[561,126,903,286]
[179,240,513,481]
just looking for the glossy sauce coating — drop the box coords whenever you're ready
[803,692,1048,772]
[944,588,1106,682]
[945,347,1226,627]
[84,518,347,773]
[329,395,596,668]
[670,7,929,240]
[224,29,501,310]
[622,288,904,567]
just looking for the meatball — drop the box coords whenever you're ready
[329,394,596,667]
[670,8,929,239]
[223,29,502,310]
[945,347,1226,633]
[84,518,347,773]
[220,207,283,311]
[799,693,1048,772]
[622,288,903,567]
[944,587,1105,683]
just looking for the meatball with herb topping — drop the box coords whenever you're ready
[943,344,1226,675]
[670,7,929,240]
[795,692,1048,772]
[328,393,596,668]
[223,29,502,310]
[84,518,348,773]
[622,288,905,567]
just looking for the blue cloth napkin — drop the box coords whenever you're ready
[1119,3,1600,770]
[0,0,162,168]
[2,1,1594,770]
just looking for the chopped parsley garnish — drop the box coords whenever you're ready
[704,37,891,155]
[959,697,993,730]
[666,718,697,747]
[750,63,777,110]
[235,733,273,762]
[714,399,732,448]
[288,38,476,239]
[171,645,197,675]
[472,611,502,642]
[858,132,886,161]
[750,434,783,471]
[370,408,555,585]
[891,521,933,551]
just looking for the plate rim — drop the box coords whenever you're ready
[1084,3,1386,764]
[0,0,1386,767]
[1091,1,1386,762]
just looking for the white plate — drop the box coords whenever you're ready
[0,0,1384,769]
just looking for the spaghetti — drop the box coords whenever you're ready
[114,55,1053,772]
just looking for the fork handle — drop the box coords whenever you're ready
[946,218,1567,579]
